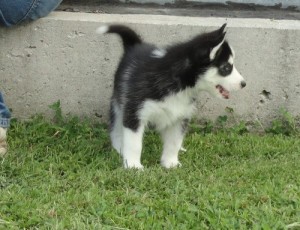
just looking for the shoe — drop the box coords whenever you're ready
[0,127,7,156]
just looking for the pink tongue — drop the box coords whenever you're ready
[217,85,229,99]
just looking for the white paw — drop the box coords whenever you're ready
[180,147,187,153]
[113,145,122,155]
[161,159,182,169]
[123,160,144,170]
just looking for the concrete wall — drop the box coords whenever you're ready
[0,12,300,125]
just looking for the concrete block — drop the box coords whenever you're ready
[0,12,300,125]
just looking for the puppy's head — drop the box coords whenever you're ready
[193,24,246,99]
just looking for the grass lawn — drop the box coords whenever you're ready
[0,113,299,229]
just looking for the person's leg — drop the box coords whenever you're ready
[0,0,62,27]
[0,0,32,26]
[24,0,63,22]
[0,92,11,156]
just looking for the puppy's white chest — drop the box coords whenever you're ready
[139,93,195,130]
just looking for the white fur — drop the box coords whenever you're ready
[138,91,196,168]
[197,65,245,99]
[111,52,244,169]
[111,62,244,168]
[221,66,244,91]
[139,90,195,131]
[108,26,246,169]
[160,122,184,168]
[228,56,234,65]
[96,25,109,34]
[228,44,235,58]
[209,39,225,60]
[122,126,144,169]
[110,101,123,154]
[112,90,195,169]
[180,147,187,152]
[151,48,167,58]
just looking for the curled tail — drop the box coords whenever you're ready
[96,25,142,50]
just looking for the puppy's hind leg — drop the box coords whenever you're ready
[109,101,123,154]
[122,125,144,169]
[160,120,187,168]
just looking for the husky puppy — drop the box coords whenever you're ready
[96,24,246,169]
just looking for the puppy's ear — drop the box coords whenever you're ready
[190,23,227,63]
[218,23,227,35]
[209,24,227,60]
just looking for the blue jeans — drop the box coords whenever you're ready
[0,92,10,128]
[0,0,62,27]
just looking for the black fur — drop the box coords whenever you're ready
[107,24,232,131]
[106,25,142,50]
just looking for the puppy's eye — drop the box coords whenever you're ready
[219,63,233,76]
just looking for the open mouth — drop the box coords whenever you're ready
[216,85,229,99]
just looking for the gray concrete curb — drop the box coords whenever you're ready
[1,12,300,125]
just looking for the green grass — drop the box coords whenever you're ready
[0,115,299,229]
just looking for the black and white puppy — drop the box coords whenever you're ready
[96,24,246,169]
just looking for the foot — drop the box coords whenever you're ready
[180,146,187,153]
[0,127,7,156]
[161,158,182,169]
[123,159,144,169]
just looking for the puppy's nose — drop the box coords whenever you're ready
[241,81,246,88]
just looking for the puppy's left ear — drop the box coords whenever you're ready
[218,23,227,36]
[209,23,227,60]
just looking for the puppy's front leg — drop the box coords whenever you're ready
[160,120,187,168]
[122,126,144,169]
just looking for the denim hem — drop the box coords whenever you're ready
[16,0,39,25]
[0,0,62,26]
[17,0,62,25]
[0,118,10,128]
[0,10,11,27]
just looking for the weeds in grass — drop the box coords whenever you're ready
[189,107,249,135]
[190,107,299,136]
[0,103,299,229]
[266,108,299,136]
